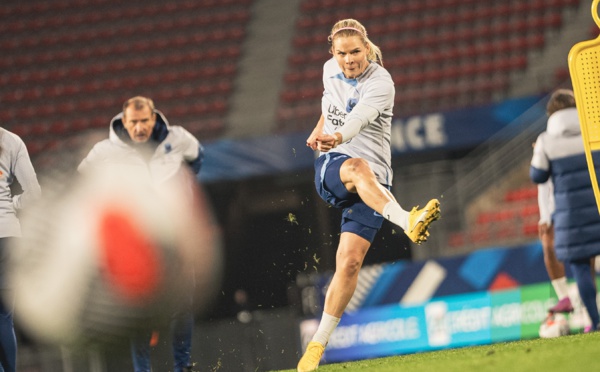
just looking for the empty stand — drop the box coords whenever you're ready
[448,185,540,249]
[277,0,578,133]
[0,0,253,158]
[0,0,584,160]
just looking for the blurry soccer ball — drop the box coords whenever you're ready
[6,165,221,349]
[539,313,570,338]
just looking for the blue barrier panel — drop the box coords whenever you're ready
[324,304,428,363]
[306,281,578,365]
[490,289,522,342]
[424,292,491,349]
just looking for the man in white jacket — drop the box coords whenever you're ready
[79,96,203,372]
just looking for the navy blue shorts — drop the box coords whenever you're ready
[314,153,387,243]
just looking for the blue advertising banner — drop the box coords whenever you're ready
[310,242,552,315]
[200,95,545,183]
[324,304,428,362]
[311,285,557,365]
[490,289,522,342]
[424,292,491,349]
[390,95,544,154]
[322,292,495,363]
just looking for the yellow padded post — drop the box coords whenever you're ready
[568,0,600,215]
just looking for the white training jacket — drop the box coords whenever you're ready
[78,110,202,185]
[320,58,395,186]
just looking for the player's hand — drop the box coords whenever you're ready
[315,134,337,152]
[306,132,320,150]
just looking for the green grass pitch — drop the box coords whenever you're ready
[275,332,600,371]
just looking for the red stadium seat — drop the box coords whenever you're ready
[554,67,570,85]
[504,187,537,202]
[26,140,45,157]
[520,204,540,219]
[10,125,30,138]
[522,223,539,236]
[448,232,465,248]
[49,121,69,135]
[470,229,491,244]
[495,225,517,240]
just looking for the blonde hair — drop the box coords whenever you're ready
[328,19,383,66]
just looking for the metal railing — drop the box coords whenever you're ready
[393,94,551,260]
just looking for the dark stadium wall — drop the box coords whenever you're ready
[202,170,412,320]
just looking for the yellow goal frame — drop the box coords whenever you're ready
[568,0,600,215]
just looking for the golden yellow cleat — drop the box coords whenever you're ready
[297,341,325,372]
[404,199,441,244]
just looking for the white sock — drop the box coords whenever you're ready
[311,312,341,346]
[551,277,569,300]
[382,201,410,230]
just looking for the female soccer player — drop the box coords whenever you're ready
[298,19,441,372]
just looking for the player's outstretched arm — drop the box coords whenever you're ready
[306,114,325,150]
